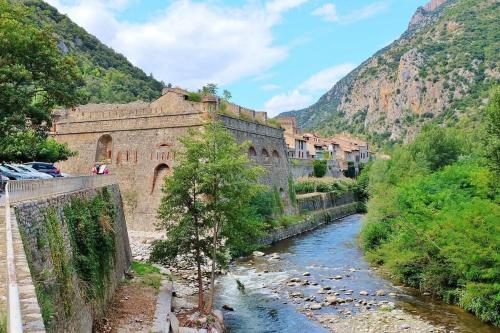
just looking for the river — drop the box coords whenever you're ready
[215,214,499,333]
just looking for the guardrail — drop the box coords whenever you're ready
[6,175,116,203]
[3,175,117,332]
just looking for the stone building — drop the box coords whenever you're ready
[52,88,293,231]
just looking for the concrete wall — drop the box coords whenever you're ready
[14,184,131,332]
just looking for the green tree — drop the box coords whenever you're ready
[150,130,209,310]
[0,0,82,162]
[222,89,232,101]
[484,85,500,174]
[409,125,464,171]
[343,161,356,178]
[313,159,327,177]
[200,83,218,96]
[200,122,264,311]
[151,121,264,312]
[0,130,75,163]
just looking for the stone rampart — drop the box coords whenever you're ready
[13,183,131,332]
[53,94,295,231]
[219,114,293,214]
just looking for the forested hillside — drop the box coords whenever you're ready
[279,0,499,146]
[18,0,164,103]
[360,86,500,325]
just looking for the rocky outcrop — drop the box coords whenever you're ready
[278,0,499,143]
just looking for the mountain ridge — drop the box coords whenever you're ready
[278,0,499,145]
[19,0,164,104]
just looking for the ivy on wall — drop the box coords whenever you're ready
[29,188,117,330]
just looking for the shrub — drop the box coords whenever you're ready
[187,92,202,102]
[313,160,327,177]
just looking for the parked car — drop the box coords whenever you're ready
[11,164,53,179]
[24,162,62,177]
[0,174,7,192]
[0,164,36,180]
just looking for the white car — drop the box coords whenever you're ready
[12,164,53,179]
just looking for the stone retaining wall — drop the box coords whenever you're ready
[14,184,131,332]
[289,159,342,179]
[259,202,359,245]
[296,191,355,214]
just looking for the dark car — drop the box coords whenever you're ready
[24,162,62,177]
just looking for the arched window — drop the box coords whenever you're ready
[96,134,112,163]
[261,149,269,157]
[151,164,170,194]
[248,146,257,157]
[272,150,280,158]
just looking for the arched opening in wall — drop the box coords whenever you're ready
[279,187,286,199]
[248,147,257,160]
[96,134,113,163]
[272,150,280,158]
[261,148,270,163]
[151,164,170,195]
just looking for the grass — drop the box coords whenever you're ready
[130,261,163,289]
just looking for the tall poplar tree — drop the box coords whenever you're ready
[151,121,265,312]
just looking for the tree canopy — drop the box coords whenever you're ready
[0,0,80,162]
[151,121,265,312]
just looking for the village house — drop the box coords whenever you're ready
[277,117,370,176]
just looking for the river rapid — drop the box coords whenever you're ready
[215,214,499,333]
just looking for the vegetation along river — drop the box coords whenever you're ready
[215,214,499,333]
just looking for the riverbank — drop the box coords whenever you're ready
[259,202,360,245]
[216,214,497,333]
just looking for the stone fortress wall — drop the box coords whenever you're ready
[52,88,293,231]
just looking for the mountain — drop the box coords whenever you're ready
[278,0,499,145]
[19,0,164,103]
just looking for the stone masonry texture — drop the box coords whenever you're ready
[13,185,131,332]
[52,90,294,231]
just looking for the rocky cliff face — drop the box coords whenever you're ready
[279,0,499,144]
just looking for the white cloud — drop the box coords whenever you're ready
[299,63,356,93]
[264,90,313,114]
[311,3,339,22]
[261,84,281,91]
[46,0,310,89]
[266,0,310,13]
[312,1,388,24]
[264,63,355,115]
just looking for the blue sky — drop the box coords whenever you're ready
[48,0,427,116]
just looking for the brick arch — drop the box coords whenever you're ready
[95,134,112,163]
[151,163,170,195]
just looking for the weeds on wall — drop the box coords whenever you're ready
[44,209,74,317]
[0,311,6,333]
[31,188,117,330]
[64,188,116,300]
[288,175,297,207]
